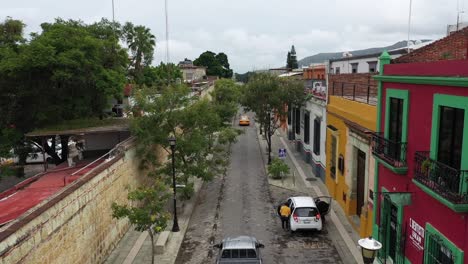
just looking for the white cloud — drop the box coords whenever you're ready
[2,0,467,72]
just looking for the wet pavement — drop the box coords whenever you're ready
[175,114,342,264]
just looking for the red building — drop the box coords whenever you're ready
[372,28,468,264]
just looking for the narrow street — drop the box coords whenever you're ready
[175,114,342,264]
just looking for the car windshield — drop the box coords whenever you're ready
[295,207,318,217]
[221,249,257,259]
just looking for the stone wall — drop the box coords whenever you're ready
[0,139,148,264]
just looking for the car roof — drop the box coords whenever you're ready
[240,115,249,119]
[222,236,257,250]
[290,196,317,207]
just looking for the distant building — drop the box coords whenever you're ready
[268,67,289,76]
[178,58,206,83]
[447,22,468,35]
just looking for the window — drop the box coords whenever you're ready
[295,108,301,135]
[335,67,340,74]
[389,98,404,160]
[368,61,378,73]
[304,112,310,144]
[437,106,464,169]
[330,135,337,179]
[424,224,463,264]
[351,63,358,73]
[294,207,319,217]
[313,118,320,155]
[338,154,345,174]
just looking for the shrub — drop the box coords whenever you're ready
[268,158,290,180]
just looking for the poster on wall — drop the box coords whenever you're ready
[409,218,424,251]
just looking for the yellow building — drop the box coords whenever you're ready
[325,72,377,237]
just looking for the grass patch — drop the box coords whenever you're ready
[31,118,129,134]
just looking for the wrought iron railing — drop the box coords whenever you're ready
[414,151,468,204]
[331,81,377,105]
[371,132,407,168]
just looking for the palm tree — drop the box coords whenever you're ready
[122,22,156,80]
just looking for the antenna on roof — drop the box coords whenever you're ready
[165,0,171,85]
[407,0,413,53]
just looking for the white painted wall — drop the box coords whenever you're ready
[303,99,327,168]
[329,53,402,74]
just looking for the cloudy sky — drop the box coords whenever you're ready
[2,0,467,73]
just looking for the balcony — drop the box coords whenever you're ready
[371,132,407,174]
[414,151,468,209]
[330,82,377,105]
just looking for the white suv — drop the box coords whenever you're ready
[286,196,330,232]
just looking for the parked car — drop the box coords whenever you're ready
[239,115,250,126]
[279,196,331,232]
[214,236,264,264]
[11,142,62,164]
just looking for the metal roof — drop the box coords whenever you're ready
[222,236,258,250]
[290,196,317,208]
[26,123,129,137]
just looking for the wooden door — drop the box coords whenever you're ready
[356,149,366,216]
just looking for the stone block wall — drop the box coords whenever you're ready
[0,140,148,264]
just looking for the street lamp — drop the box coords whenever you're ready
[358,236,382,264]
[168,135,180,232]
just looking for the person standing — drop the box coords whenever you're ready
[279,202,291,230]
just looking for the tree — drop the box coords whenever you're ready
[194,51,233,78]
[121,22,156,83]
[241,73,306,164]
[131,84,240,196]
[286,45,298,70]
[141,62,182,89]
[211,79,242,123]
[112,179,170,264]
[0,18,129,164]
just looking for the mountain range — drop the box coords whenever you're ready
[297,40,431,67]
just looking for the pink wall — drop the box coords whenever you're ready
[378,82,468,263]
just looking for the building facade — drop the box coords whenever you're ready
[372,28,468,264]
[178,58,206,83]
[287,65,327,181]
[326,71,378,237]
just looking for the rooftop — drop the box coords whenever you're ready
[0,159,105,226]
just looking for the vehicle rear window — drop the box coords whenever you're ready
[295,207,318,217]
[221,249,257,259]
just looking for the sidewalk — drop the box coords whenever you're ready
[256,125,364,264]
[104,179,203,264]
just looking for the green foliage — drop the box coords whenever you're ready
[111,178,170,264]
[141,62,182,89]
[268,158,290,179]
[241,73,306,160]
[286,45,298,69]
[194,51,233,78]
[0,18,128,134]
[131,84,240,197]
[0,17,25,47]
[121,22,155,82]
[111,179,170,233]
[235,71,253,83]
[0,18,131,164]
[211,79,241,123]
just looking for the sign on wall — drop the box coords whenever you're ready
[409,218,424,251]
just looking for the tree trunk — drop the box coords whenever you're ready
[60,136,69,163]
[149,230,155,264]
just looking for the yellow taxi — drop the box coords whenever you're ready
[239,115,250,126]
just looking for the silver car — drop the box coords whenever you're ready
[214,236,264,264]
